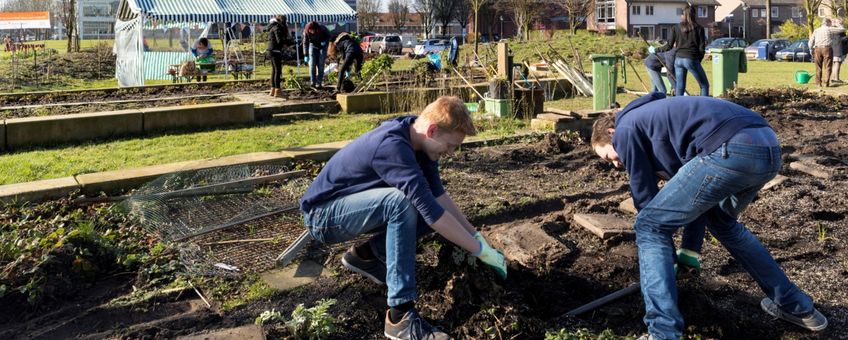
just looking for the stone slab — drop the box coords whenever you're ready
[762,175,788,191]
[543,108,578,117]
[619,198,637,215]
[178,324,265,340]
[484,221,571,267]
[789,161,833,179]
[142,102,254,131]
[75,151,294,195]
[536,113,575,123]
[0,177,80,203]
[572,213,634,239]
[260,259,327,291]
[5,110,143,149]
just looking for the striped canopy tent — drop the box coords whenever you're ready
[114,0,356,87]
[117,0,356,24]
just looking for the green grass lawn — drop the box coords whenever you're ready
[0,114,529,185]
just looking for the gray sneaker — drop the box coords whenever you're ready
[384,309,452,340]
[341,246,386,285]
[761,297,828,331]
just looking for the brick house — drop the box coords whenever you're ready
[715,0,806,41]
[588,0,720,40]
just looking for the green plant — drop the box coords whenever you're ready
[817,222,827,242]
[286,298,337,339]
[361,54,395,81]
[255,308,284,325]
[774,19,819,42]
[284,69,303,89]
[544,328,620,340]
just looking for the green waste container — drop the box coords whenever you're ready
[711,48,746,97]
[591,54,626,110]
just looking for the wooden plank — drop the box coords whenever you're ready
[789,161,833,179]
[619,198,637,215]
[762,175,788,191]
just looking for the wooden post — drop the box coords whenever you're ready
[497,42,509,78]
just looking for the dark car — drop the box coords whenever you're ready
[775,39,812,62]
[744,39,790,60]
[704,37,748,59]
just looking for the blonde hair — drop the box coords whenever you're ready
[420,96,477,136]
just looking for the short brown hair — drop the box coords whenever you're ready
[420,96,477,136]
[591,114,616,147]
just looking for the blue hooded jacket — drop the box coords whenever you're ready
[613,93,770,209]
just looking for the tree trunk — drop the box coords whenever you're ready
[766,0,772,38]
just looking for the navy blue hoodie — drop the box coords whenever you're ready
[613,93,769,209]
[300,116,446,224]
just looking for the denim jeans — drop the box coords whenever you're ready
[308,44,328,86]
[674,57,710,96]
[302,187,434,307]
[634,139,814,339]
[646,67,667,94]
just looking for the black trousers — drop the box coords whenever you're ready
[271,56,283,89]
[337,52,363,91]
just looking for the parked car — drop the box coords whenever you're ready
[369,35,403,54]
[775,39,812,62]
[360,35,378,52]
[413,39,449,56]
[704,37,748,59]
[744,39,790,60]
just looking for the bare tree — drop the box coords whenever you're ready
[454,0,471,43]
[468,0,488,55]
[388,0,411,32]
[497,0,537,40]
[358,0,383,32]
[414,0,437,38]
[805,0,825,36]
[559,0,592,35]
[53,0,81,52]
[433,0,456,36]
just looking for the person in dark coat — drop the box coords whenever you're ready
[644,46,677,94]
[266,15,292,97]
[655,5,709,96]
[303,22,331,88]
[332,32,364,93]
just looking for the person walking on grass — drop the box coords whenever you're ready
[266,15,292,98]
[810,18,844,87]
[654,5,708,96]
[303,21,331,88]
[831,19,847,83]
[300,96,507,340]
[591,92,827,339]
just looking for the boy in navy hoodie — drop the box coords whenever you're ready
[300,96,506,340]
[591,93,827,339]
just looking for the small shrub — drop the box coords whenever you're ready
[255,308,284,325]
[284,69,303,89]
[361,53,395,81]
[544,328,620,340]
[286,298,337,339]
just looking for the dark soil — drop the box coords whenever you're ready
[1,89,846,339]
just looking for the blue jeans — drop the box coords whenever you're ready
[647,67,671,94]
[674,57,709,96]
[635,138,814,339]
[308,44,328,86]
[302,187,434,307]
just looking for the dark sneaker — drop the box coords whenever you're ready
[341,246,386,285]
[761,298,828,331]
[384,309,452,340]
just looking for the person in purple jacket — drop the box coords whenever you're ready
[591,93,827,339]
[300,96,506,340]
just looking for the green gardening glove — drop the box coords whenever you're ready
[675,248,702,277]
[474,231,489,248]
[474,241,507,279]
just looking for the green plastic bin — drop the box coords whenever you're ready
[483,98,512,118]
[711,48,746,97]
[591,54,626,110]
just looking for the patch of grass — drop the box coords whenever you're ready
[544,328,625,340]
[219,274,275,311]
[0,114,531,185]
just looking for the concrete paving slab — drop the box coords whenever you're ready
[543,108,578,117]
[789,161,833,179]
[572,213,634,239]
[260,259,327,291]
[484,221,571,267]
[619,198,637,215]
[0,177,80,203]
[536,113,575,123]
[178,324,265,340]
[283,141,350,161]
[762,175,788,191]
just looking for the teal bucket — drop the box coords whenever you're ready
[795,70,812,84]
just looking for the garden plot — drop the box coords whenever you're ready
[1,88,847,339]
